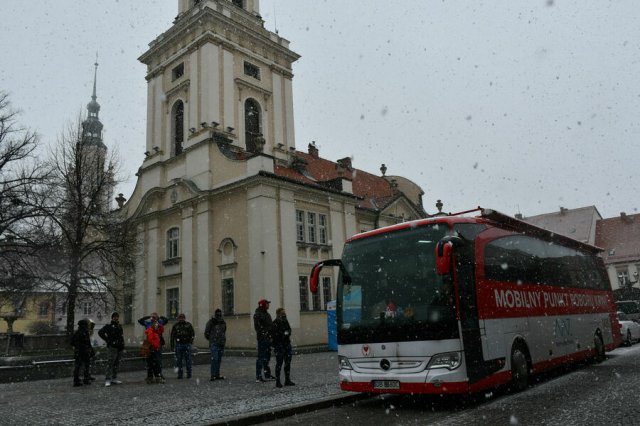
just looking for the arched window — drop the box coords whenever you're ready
[172,101,184,156]
[244,98,261,152]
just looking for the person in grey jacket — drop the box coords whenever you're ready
[204,309,227,381]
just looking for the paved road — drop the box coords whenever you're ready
[266,344,640,426]
[0,351,349,425]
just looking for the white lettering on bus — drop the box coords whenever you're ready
[494,289,541,309]
[495,289,610,310]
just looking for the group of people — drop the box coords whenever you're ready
[254,299,295,388]
[70,299,294,389]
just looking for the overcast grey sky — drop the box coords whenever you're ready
[1,1,639,219]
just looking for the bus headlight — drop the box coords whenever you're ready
[338,355,353,370]
[427,351,462,370]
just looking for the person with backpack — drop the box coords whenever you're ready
[170,313,195,379]
[98,312,125,387]
[204,309,227,381]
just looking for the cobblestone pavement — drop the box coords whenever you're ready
[0,352,348,425]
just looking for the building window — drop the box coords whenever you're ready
[312,287,321,311]
[299,276,309,312]
[172,63,184,81]
[82,302,93,316]
[322,277,332,309]
[38,302,49,317]
[296,210,305,242]
[167,288,179,319]
[232,0,243,8]
[618,270,629,287]
[167,227,180,259]
[222,278,234,315]
[307,212,317,244]
[319,214,327,244]
[295,209,328,245]
[244,98,261,152]
[172,100,185,156]
[244,61,260,80]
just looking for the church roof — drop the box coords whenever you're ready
[273,150,411,212]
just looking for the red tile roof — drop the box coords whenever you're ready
[596,213,640,263]
[273,151,396,211]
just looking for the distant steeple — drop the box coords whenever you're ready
[82,58,105,148]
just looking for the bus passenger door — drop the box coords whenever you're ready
[455,240,504,383]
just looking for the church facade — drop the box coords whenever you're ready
[122,0,427,347]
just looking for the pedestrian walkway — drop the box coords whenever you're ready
[0,351,354,425]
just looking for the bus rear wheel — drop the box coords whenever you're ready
[594,333,605,362]
[510,347,529,392]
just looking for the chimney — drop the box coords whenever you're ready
[515,213,523,220]
[560,207,568,215]
[337,157,352,171]
[308,141,319,159]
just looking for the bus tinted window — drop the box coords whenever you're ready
[484,235,607,290]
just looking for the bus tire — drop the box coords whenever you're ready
[594,333,605,362]
[510,346,529,393]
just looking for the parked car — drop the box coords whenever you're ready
[617,311,640,346]
[615,301,640,322]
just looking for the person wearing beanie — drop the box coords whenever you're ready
[253,299,274,382]
[204,308,227,380]
[98,312,125,387]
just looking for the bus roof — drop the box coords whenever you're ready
[347,207,603,254]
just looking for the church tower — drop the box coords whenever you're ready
[80,61,113,213]
[138,0,300,185]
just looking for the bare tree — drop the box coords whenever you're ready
[0,92,50,330]
[42,116,138,335]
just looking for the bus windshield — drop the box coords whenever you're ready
[337,223,458,344]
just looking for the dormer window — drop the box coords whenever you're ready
[244,61,260,80]
[172,63,184,81]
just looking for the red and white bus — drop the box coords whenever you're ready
[310,208,622,394]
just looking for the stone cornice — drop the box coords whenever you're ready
[139,5,299,72]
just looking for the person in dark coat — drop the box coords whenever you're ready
[71,319,94,387]
[170,313,195,379]
[271,308,295,388]
[98,312,125,387]
[253,299,274,382]
[204,309,227,380]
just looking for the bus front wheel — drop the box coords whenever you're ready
[510,346,529,392]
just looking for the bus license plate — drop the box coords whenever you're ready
[373,380,400,390]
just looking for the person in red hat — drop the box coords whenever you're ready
[253,299,274,382]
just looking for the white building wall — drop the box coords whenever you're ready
[196,205,212,331]
[247,184,280,315]
[278,189,300,327]
[284,78,295,149]
[222,49,235,130]
[200,43,221,126]
[181,207,194,317]
[271,72,283,146]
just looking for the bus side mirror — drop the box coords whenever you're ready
[310,262,324,294]
[435,241,453,275]
[309,259,343,294]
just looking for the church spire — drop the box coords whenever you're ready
[82,58,105,148]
